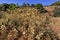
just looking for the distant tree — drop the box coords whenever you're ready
[51,1,60,6]
[0,3,9,11]
[8,3,19,10]
[36,3,48,13]
[16,3,19,8]
[36,3,43,9]
[22,3,30,7]
[0,3,19,11]
[27,3,30,6]
[31,4,36,7]
[22,3,26,7]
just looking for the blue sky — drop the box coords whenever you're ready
[0,0,58,5]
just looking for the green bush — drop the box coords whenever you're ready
[8,3,19,10]
[53,8,60,17]
[39,8,48,13]
[0,3,19,11]
[36,3,47,13]
[36,3,43,9]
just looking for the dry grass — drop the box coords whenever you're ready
[49,17,60,39]
[0,7,60,40]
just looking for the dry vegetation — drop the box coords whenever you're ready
[0,7,60,40]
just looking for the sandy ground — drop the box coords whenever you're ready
[50,17,60,39]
